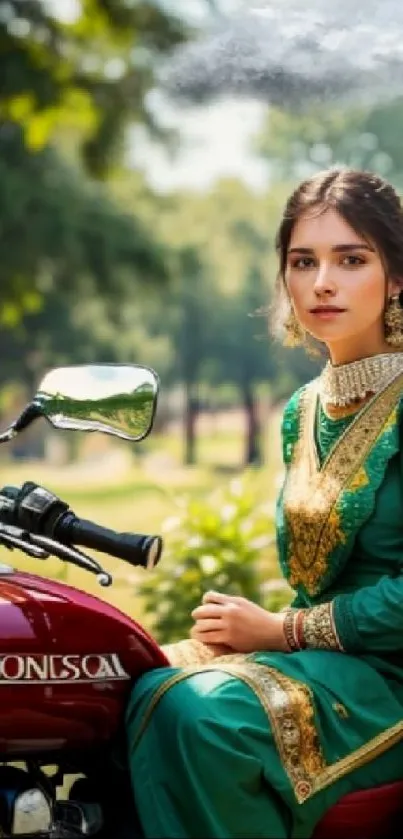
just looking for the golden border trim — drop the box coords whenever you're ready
[211,662,326,803]
[129,670,189,752]
[312,719,403,795]
[128,659,403,804]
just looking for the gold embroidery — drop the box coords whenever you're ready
[384,405,399,433]
[129,652,251,751]
[129,658,403,804]
[130,658,326,803]
[302,602,344,651]
[313,720,403,795]
[217,663,326,803]
[162,639,228,667]
[333,702,349,719]
[284,372,403,595]
[348,466,369,491]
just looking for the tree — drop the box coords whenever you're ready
[175,248,212,465]
[0,125,170,317]
[256,98,403,187]
[206,266,269,467]
[0,0,188,172]
[0,0,189,309]
[101,171,322,469]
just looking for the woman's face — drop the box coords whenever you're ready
[285,207,399,364]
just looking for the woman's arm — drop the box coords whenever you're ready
[288,573,403,653]
[333,573,403,652]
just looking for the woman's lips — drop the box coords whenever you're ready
[309,307,346,320]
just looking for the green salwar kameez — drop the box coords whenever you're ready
[126,370,403,838]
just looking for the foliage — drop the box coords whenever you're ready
[0,126,169,314]
[0,0,188,171]
[0,0,189,309]
[256,98,403,186]
[138,476,292,644]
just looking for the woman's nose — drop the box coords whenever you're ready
[313,263,336,294]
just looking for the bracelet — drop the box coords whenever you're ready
[283,608,301,652]
[283,603,344,653]
[295,609,307,650]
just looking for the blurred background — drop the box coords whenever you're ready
[1,0,402,642]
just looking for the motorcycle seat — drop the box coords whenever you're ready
[313,780,403,839]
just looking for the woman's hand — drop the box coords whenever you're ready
[190,590,289,654]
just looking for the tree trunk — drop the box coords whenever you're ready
[184,385,199,465]
[242,381,262,467]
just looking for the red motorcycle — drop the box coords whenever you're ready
[0,363,169,837]
[0,363,400,838]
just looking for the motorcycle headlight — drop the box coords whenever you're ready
[12,788,52,835]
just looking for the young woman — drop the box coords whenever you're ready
[125,168,403,838]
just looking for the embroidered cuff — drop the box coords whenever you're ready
[302,602,344,651]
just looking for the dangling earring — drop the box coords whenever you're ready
[283,310,306,347]
[283,310,322,358]
[384,290,403,347]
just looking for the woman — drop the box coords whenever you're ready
[125,168,403,838]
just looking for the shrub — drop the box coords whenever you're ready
[138,477,292,644]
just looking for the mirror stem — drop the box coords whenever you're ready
[12,402,43,433]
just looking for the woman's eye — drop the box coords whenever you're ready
[341,255,365,266]
[290,255,365,269]
[291,257,315,269]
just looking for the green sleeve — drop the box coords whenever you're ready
[332,421,403,653]
[302,427,403,653]
[332,572,403,653]
[294,580,403,653]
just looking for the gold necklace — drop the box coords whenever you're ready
[318,352,403,407]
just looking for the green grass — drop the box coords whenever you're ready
[0,411,284,630]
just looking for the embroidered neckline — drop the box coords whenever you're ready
[310,368,403,474]
[278,370,403,596]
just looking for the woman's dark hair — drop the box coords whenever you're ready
[271,167,403,343]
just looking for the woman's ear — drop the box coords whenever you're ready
[387,279,402,298]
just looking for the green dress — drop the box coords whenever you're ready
[125,370,403,839]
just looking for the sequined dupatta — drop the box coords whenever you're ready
[277,371,403,599]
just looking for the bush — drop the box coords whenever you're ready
[138,477,293,644]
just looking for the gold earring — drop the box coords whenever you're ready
[283,310,306,347]
[283,310,323,359]
[385,291,403,347]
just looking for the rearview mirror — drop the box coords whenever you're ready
[36,364,159,441]
[0,364,159,444]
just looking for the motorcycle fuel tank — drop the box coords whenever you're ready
[0,565,167,756]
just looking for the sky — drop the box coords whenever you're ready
[45,0,268,193]
[46,0,403,191]
[128,95,269,193]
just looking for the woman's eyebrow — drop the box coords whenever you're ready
[287,243,375,254]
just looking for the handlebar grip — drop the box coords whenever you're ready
[0,483,163,570]
[54,513,162,570]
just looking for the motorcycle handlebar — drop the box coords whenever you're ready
[54,512,163,570]
[0,483,163,571]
